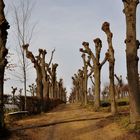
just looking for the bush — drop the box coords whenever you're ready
[18,96,65,114]
[101,101,111,107]
[117,101,129,106]
[117,98,129,106]
[100,98,129,107]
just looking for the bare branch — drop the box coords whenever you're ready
[90,76,95,86]
[100,54,108,68]
[48,49,55,67]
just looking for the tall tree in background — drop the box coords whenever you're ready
[81,54,88,105]
[0,0,10,129]
[23,45,43,109]
[49,63,58,99]
[70,69,84,103]
[102,22,117,115]
[122,0,140,126]
[80,53,92,105]
[80,40,107,110]
[115,74,123,99]
[39,48,55,99]
[72,74,80,103]
[78,69,84,103]
[13,0,35,110]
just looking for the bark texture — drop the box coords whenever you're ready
[122,0,140,125]
[48,63,58,99]
[102,22,117,115]
[0,0,9,129]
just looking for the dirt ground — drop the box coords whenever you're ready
[4,103,140,140]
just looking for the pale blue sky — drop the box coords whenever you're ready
[4,0,140,94]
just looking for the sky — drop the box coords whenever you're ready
[4,0,140,95]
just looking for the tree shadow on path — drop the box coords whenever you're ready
[10,115,113,132]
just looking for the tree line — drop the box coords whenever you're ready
[0,0,140,132]
[0,0,67,131]
[69,0,140,128]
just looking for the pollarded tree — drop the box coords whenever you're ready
[11,86,17,104]
[80,40,107,110]
[73,71,84,103]
[115,74,123,99]
[19,88,23,96]
[23,45,43,100]
[102,85,109,101]
[72,75,79,103]
[122,0,140,125]
[81,54,88,105]
[0,0,10,129]
[70,69,84,104]
[80,53,92,105]
[102,22,117,115]
[39,49,51,99]
[57,78,63,99]
[61,87,67,103]
[39,49,47,100]
[28,83,36,97]
[48,63,58,99]
[57,79,67,102]
[77,69,85,103]
[44,49,55,99]
[69,94,73,103]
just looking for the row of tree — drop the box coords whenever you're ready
[0,0,67,130]
[23,45,66,103]
[69,0,140,127]
[69,22,117,114]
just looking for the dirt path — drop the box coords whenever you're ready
[6,103,139,140]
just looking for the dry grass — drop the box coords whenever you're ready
[4,103,140,140]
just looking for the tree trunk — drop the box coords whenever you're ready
[45,80,50,99]
[82,56,88,106]
[79,72,84,104]
[102,21,117,115]
[84,75,88,105]
[40,50,50,100]
[94,67,101,111]
[35,67,43,98]
[0,0,9,129]
[109,63,117,115]
[36,77,43,98]
[23,51,27,110]
[0,67,4,128]
[123,0,140,125]
[42,80,47,98]
[75,90,78,102]
[36,80,43,111]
